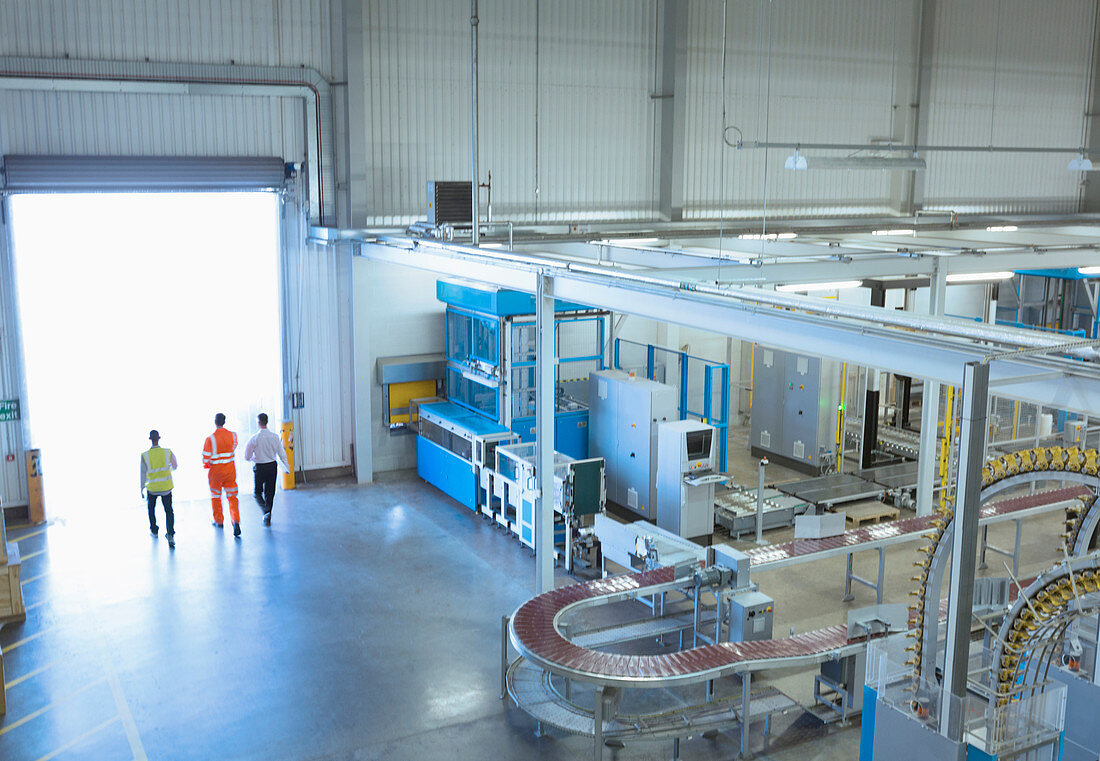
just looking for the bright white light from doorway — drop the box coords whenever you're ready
[776,280,863,292]
[945,271,1015,283]
[11,192,283,512]
[1079,266,1100,275]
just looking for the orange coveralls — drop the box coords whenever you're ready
[203,427,239,524]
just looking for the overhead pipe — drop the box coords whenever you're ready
[470,0,480,246]
[377,234,1100,360]
[0,60,331,224]
[732,139,1089,155]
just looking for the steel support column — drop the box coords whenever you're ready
[350,253,374,483]
[535,272,556,593]
[1081,0,1100,212]
[906,0,939,213]
[470,0,480,244]
[917,261,947,516]
[656,0,688,221]
[940,360,990,737]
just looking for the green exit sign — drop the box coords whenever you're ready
[0,399,20,422]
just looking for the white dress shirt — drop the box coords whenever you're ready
[244,428,289,469]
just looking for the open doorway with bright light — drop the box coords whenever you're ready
[10,192,283,522]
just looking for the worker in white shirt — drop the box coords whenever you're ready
[141,429,179,548]
[243,412,289,525]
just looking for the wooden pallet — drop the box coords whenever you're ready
[843,504,900,527]
[0,543,25,626]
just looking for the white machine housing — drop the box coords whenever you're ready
[656,419,720,540]
[588,370,678,518]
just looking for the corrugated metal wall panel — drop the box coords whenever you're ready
[0,213,28,508]
[921,0,1093,213]
[361,0,658,226]
[284,236,353,471]
[682,0,900,220]
[0,1,351,478]
[0,0,334,76]
[0,90,306,159]
[529,0,659,222]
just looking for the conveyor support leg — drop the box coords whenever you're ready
[593,686,605,761]
[500,615,509,702]
[978,518,1023,576]
[740,672,751,758]
[842,548,886,604]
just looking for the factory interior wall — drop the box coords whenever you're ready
[8,192,284,510]
[355,259,446,475]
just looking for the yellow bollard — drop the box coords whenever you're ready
[281,422,295,490]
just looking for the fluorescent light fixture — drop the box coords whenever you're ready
[737,232,797,241]
[871,228,916,236]
[985,225,1018,232]
[784,149,807,170]
[1068,154,1095,171]
[805,156,926,171]
[480,242,505,249]
[1079,266,1100,275]
[776,280,863,292]
[945,271,1014,283]
[598,237,659,246]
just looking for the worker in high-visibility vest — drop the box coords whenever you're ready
[202,412,241,536]
[141,429,178,548]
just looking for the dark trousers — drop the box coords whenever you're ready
[147,491,174,535]
[253,461,278,512]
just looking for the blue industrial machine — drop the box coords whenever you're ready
[416,401,518,511]
[436,280,608,459]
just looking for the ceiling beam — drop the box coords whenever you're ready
[336,233,1100,414]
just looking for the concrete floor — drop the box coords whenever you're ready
[0,452,1073,760]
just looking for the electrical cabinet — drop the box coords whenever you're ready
[728,590,774,642]
[588,370,678,519]
[655,420,719,540]
[750,347,841,474]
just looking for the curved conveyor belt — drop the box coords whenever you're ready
[509,566,863,689]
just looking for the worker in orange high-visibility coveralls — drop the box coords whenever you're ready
[203,412,241,537]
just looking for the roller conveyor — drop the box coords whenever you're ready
[774,472,884,508]
[856,460,920,491]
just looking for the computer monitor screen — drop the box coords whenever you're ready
[686,429,712,459]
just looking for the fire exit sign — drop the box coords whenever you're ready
[0,399,20,421]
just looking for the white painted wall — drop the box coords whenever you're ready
[354,260,446,474]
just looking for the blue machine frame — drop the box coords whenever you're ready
[437,280,608,459]
[613,337,731,472]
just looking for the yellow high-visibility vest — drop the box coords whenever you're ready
[143,447,174,493]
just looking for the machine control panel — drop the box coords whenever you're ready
[729,590,775,642]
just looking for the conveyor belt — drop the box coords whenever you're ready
[511,486,1090,688]
[506,657,798,739]
[510,565,865,687]
[745,485,1091,571]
